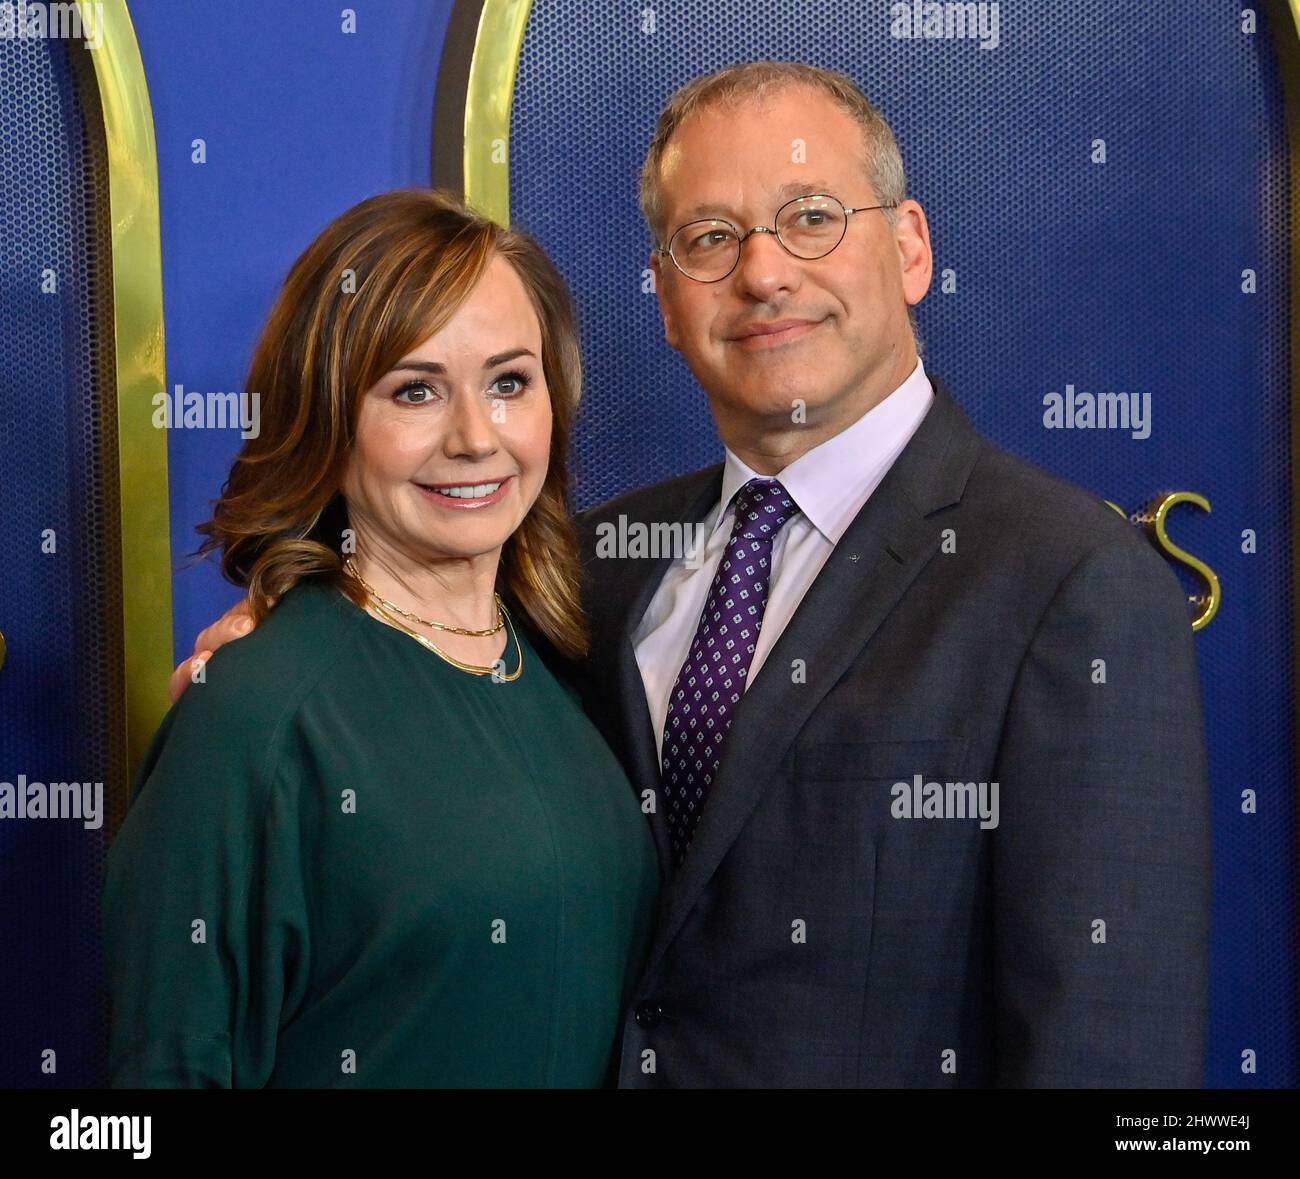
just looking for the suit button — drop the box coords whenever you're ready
[635,1001,662,1029]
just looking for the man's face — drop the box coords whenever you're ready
[650,86,932,454]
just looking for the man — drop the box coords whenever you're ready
[173,62,1210,1088]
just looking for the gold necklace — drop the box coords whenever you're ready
[343,558,504,636]
[363,593,523,681]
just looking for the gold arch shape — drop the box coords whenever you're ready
[461,0,532,224]
[78,0,172,775]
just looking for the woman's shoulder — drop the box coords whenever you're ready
[216,577,355,662]
[128,581,366,808]
[166,580,363,738]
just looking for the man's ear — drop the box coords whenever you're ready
[894,199,934,307]
[650,251,682,352]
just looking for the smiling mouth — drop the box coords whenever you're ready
[731,319,824,348]
[414,476,514,507]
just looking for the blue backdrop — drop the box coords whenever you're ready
[2,0,1288,1087]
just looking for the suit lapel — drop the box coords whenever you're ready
[611,619,672,876]
[591,469,723,881]
[642,377,984,972]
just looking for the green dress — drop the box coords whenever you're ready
[102,580,660,1088]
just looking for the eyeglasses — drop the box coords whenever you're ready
[656,193,897,283]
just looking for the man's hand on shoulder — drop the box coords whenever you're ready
[167,598,258,703]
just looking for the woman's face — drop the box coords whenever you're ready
[343,254,553,568]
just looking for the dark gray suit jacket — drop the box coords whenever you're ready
[572,375,1210,1088]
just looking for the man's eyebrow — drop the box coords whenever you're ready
[676,181,841,223]
[387,347,537,375]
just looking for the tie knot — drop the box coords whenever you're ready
[729,477,798,541]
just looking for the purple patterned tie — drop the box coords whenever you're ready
[660,477,800,867]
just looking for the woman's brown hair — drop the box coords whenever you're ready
[197,188,588,658]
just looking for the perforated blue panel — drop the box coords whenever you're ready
[0,35,117,1086]
[509,1,1296,1086]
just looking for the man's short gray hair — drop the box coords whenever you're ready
[638,61,908,246]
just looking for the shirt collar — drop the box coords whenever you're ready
[715,357,934,543]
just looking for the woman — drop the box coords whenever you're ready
[102,190,660,1087]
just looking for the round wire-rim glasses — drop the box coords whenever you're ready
[657,193,898,283]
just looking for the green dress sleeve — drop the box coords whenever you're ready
[102,670,313,1088]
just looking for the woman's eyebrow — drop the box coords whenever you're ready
[482,347,537,367]
[389,360,447,375]
[387,347,537,375]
